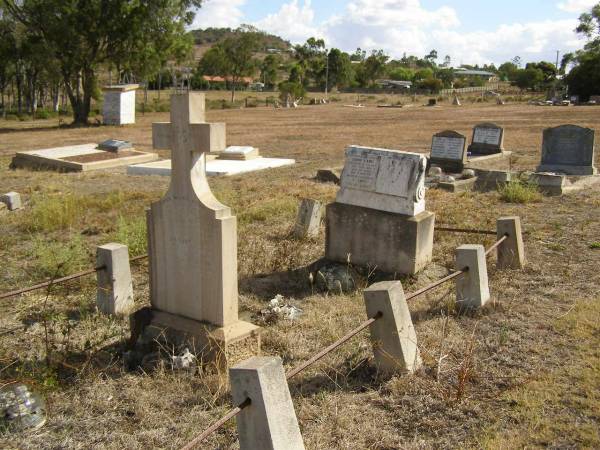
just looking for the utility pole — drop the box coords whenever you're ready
[325,48,330,100]
[555,50,560,71]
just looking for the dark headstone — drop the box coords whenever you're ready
[468,123,504,155]
[428,98,437,106]
[98,139,132,153]
[537,124,597,175]
[430,130,467,173]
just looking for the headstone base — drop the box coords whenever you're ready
[529,173,600,195]
[325,202,434,275]
[535,164,597,176]
[130,308,261,371]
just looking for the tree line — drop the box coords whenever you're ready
[0,1,598,125]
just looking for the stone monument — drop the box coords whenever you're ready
[326,146,434,275]
[132,92,260,368]
[152,93,226,155]
[102,84,138,125]
[536,125,597,175]
[430,130,467,173]
[468,123,504,155]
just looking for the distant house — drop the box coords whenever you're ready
[202,75,254,87]
[453,68,498,82]
[376,79,413,90]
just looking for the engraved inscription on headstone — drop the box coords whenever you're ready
[468,123,504,155]
[430,130,467,172]
[473,127,502,146]
[537,124,597,175]
[337,146,427,216]
[342,155,379,191]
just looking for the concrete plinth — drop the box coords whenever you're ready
[132,308,261,370]
[96,243,134,316]
[455,245,490,309]
[230,357,305,450]
[325,202,434,275]
[364,281,421,375]
[496,217,525,270]
[0,192,22,211]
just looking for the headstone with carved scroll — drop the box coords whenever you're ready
[326,146,434,275]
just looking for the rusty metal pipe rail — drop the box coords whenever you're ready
[0,254,148,301]
[182,234,509,449]
[435,226,496,236]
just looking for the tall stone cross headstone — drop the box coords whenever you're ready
[144,92,259,366]
[536,124,597,175]
[152,93,226,155]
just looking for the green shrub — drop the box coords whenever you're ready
[590,242,600,249]
[499,181,542,204]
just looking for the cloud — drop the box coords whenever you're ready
[190,0,588,65]
[557,0,597,13]
[253,0,323,43]
[191,0,246,29]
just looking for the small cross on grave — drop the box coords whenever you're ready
[133,92,260,369]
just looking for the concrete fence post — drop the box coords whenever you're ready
[496,216,525,269]
[230,357,305,450]
[96,243,134,316]
[455,245,490,309]
[363,281,422,375]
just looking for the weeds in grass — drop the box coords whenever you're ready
[30,235,90,279]
[499,181,542,204]
[21,194,83,232]
[111,215,147,256]
[590,242,600,249]
[238,198,297,224]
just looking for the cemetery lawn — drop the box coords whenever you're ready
[1,102,600,449]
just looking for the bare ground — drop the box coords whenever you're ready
[0,101,599,449]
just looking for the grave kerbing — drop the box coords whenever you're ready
[132,92,260,368]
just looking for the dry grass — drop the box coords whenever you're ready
[1,102,600,449]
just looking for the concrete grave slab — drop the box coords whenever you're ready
[127,157,295,177]
[11,143,158,172]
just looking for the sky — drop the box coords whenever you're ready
[191,0,599,66]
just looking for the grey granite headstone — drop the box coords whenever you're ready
[98,139,132,152]
[468,123,504,155]
[430,130,467,173]
[537,125,597,175]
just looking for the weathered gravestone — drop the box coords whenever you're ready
[430,130,467,173]
[293,198,322,239]
[132,92,260,368]
[152,92,227,155]
[326,146,434,275]
[468,123,504,155]
[536,125,597,175]
[102,84,138,125]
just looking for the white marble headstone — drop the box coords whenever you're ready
[336,146,427,216]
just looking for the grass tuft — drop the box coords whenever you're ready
[111,215,147,256]
[499,181,542,204]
